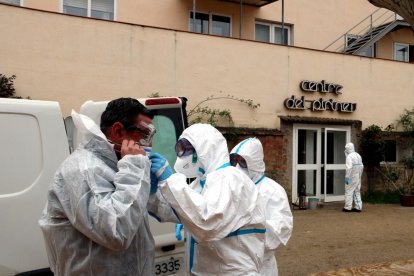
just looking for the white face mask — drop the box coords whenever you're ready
[236,164,250,178]
[174,154,200,178]
[143,146,152,156]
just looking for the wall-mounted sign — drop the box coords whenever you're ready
[300,80,343,95]
[284,80,356,113]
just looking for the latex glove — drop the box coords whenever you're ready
[175,224,183,241]
[150,172,158,194]
[149,153,173,181]
[345,177,350,185]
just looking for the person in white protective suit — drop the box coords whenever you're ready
[39,98,157,275]
[230,137,293,276]
[147,123,266,275]
[343,142,364,212]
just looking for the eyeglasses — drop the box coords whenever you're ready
[125,121,156,146]
[230,153,247,168]
[175,138,196,157]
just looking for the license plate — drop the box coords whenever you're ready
[154,256,183,275]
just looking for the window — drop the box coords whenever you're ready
[0,0,21,5]
[345,35,357,47]
[394,43,409,62]
[63,0,115,20]
[189,12,231,37]
[255,21,291,45]
[394,43,414,62]
[383,140,397,162]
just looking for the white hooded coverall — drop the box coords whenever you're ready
[39,112,155,276]
[148,123,266,275]
[231,138,293,276]
[344,142,364,211]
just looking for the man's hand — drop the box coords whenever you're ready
[121,139,146,158]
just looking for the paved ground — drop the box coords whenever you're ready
[276,202,414,275]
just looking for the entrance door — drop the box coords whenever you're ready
[323,128,349,202]
[293,125,350,203]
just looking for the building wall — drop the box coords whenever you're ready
[1,4,414,132]
[17,0,379,51]
[221,128,288,192]
[377,28,414,60]
[24,0,58,12]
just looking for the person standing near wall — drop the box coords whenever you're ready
[39,98,156,275]
[230,137,293,276]
[343,142,364,213]
[148,124,266,275]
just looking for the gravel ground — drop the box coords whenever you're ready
[276,203,414,275]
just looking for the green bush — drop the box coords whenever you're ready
[362,191,401,204]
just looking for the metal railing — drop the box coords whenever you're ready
[323,8,398,53]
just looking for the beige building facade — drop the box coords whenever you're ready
[1,1,413,202]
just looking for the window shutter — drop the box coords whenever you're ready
[63,0,87,9]
[91,0,114,13]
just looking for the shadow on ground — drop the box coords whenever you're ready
[276,203,414,275]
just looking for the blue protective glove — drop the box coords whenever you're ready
[150,172,158,194]
[175,224,183,241]
[149,153,173,181]
[345,177,350,185]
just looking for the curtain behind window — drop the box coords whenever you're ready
[63,0,87,17]
[91,0,114,20]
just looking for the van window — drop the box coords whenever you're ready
[0,113,42,194]
[152,115,177,171]
[149,107,186,173]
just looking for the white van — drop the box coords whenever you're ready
[0,97,188,276]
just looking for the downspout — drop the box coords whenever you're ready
[240,0,243,38]
[281,0,285,44]
[193,0,196,32]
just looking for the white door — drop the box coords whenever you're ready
[293,125,350,203]
[323,128,350,202]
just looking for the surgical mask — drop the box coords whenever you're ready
[236,164,250,177]
[108,139,151,156]
[174,153,200,178]
[143,146,152,156]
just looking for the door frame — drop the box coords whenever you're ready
[292,124,351,203]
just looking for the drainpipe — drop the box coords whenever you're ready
[193,0,196,32]
[240,0,243,38]
[281,0,285,44]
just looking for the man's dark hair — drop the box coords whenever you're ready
[100,97,154,134]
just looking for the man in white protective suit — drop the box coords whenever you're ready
[147,123,266,275]
[230,137,293,276]
[39,98,156,275]
[343,142,364,212]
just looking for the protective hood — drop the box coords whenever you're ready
[230,138,265,183]
[179,123,229,174]
[345,142,355,155]
[71,110,108,144]
[71,110,117,162]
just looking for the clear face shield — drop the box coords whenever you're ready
[125,121,156,147]
[175,138,196,158]
[174,138,200,178]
